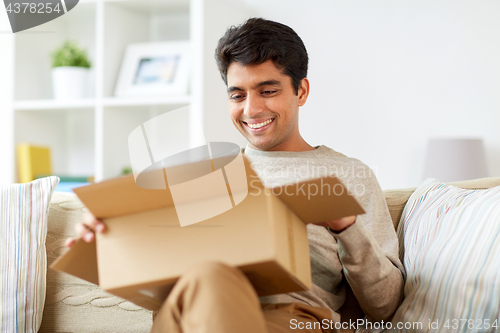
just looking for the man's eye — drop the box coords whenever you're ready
[262,90,277,95]
[230,94,244,101]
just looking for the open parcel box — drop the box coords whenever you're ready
[52,146,364,311]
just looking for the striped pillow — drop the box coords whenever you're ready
[390,178,500,332]
[0,176,59,333]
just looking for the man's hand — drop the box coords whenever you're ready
[64,212,106,247]
[313,215,356,233]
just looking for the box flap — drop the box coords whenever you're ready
[50,239,99,285]
[73,155,360,224]
[73,169,174,219]
[272,176,365,224]
[74,154,263,219]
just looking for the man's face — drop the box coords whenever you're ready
[226,60,309,151]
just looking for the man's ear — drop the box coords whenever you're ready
[297,78,310,107]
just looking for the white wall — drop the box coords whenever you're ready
[239,0,500,189]
[0,8,15,184]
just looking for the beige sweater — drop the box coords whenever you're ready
[243,145,405,324]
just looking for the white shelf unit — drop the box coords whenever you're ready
[1,0,252,184]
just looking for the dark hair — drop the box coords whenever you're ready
[215,18,308,95]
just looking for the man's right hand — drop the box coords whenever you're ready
[65,212,106,247]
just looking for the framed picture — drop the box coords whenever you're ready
[114,41,190,97]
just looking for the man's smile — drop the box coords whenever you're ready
[242,118,275,132]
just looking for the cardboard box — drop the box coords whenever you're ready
[51,153,364,311]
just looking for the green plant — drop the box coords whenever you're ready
[121,166,133,176]
[51,40,92,68]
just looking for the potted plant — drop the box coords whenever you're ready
[51,40,92,100]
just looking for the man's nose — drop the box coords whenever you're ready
[243,94,264,118]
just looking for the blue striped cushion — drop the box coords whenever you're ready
[390,178,500,332]
[0,176,59,333]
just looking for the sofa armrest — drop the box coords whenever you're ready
[383,177,500,230]
[41,192,153,333]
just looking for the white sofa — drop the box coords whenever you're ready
[41,177,500,332]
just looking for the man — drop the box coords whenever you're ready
[67,18,404,333]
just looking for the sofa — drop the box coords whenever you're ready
[40,177,500,332]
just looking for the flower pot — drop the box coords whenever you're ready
[51,66,90,100]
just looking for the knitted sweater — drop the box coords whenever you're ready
[243,145,405,324]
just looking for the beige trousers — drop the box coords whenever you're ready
[150,261,332,333]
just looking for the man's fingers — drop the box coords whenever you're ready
[83,212,98,229]
[75,222,95,242]
[71,212,106,245]
[95,222,105,233]
[65,237,77,248]
[82,212,106,233]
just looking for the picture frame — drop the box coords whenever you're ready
[114,41,190,97]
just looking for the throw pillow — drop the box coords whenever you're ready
[389,178,500,332]
[0,176,60,333]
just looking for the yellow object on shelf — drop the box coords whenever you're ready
[17,144,52,183]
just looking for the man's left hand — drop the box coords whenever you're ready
[314,215,357,233]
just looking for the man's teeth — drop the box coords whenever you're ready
[247,119,273,129]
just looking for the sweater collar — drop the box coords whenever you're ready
[243,144,327,157]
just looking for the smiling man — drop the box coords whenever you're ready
[151,18,405,332]
[70,17,404,333]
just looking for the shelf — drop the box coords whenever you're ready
[105,0,189,15]
[2,0,253,183]
[102,96,191,107]
[14,99,96,111]
[14,96,192,111]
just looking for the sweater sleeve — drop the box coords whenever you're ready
[329,169,405,321]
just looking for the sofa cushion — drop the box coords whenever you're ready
[390,178,500,331]
[0,176,59,333]
[40,191,153,332]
